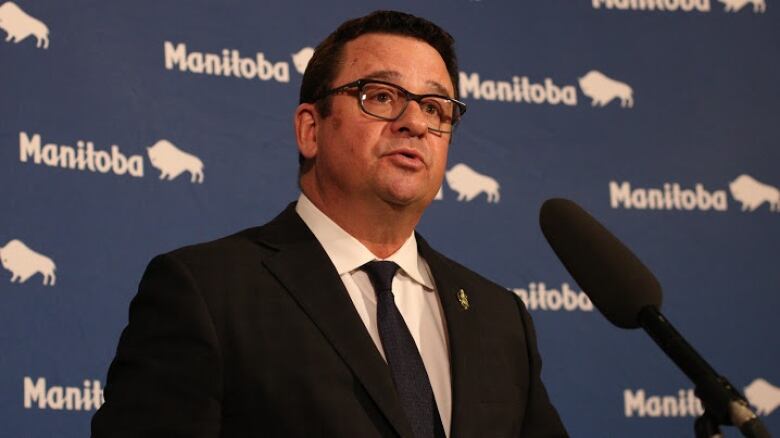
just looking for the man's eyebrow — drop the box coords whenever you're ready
[363,70,402,82]
[424,80,452,98]
[362,70,453,98]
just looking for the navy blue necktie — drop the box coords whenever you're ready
[362,261,444,438]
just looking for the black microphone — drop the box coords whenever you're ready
[539,198,769,438]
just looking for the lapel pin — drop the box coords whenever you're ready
[457,289,469,310]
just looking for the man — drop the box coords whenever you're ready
[92,10,567,437]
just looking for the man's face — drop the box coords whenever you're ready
[306,33,453,211]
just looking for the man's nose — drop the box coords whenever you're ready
[390,101,429,137]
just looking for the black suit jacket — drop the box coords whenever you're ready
[92,203,567,437]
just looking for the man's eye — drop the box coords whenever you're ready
[421,101,443,116]
[365,88,396,104]
[374,92,392,103]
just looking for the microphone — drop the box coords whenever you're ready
[538,197,661,328]
[539,198,769,438]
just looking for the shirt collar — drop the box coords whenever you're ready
[295,193,433,289]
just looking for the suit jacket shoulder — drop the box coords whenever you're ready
[94,204,415,437]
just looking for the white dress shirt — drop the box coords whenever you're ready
[295,193,452,436]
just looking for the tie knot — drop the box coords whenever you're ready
[361,261,399,293]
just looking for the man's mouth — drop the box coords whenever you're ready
[386,148,425,169]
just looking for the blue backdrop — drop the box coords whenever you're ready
[1,1,778,436]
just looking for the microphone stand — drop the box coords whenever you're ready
[638,306,770,438]
[695,412,723,438]
[693,376,767,438]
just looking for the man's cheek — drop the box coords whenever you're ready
[330,116,343,131]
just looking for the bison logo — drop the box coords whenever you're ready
[0,1,49,49]
[291,47,314,75]
[745,378,780,416]
[445,163,500,203]
[0,239,56,286]
[578,70,634,108]
[719,0,766,12]
[729,174,779,212]
[147,139,204,183]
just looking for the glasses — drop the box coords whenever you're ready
[316,79,467,134]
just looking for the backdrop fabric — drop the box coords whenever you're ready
[1,1,778,436]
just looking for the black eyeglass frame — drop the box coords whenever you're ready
[314,79,467,133]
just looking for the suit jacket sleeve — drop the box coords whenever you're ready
[515,294,568,437]
[91,253,223,437]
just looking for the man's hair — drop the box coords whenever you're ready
[297,10,459,170]
[300,10,459,113]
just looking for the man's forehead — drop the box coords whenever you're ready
[337,33,453,96]
[362,70,452,97]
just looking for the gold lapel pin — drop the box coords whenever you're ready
[457,289,469,310]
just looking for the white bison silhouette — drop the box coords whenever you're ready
[0,239,56,286]
[147,139,204,183]
[719,0,766,12]
[729,174,779,212]
[445,163,500,203]
[291,47,314,74]
[0,1,49,49]
[745,378,780,416]
[578,70,634,108]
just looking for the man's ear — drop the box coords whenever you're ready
[295,103,318,160]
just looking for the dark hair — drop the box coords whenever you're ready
[300,10,459,110]
[297,10,459,168]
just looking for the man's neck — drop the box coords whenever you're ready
[301,188,422,259]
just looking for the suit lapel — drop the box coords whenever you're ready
[251,205,414,438]
[418,235,483,438]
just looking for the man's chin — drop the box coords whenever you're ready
[374,176,439,209]
[380,190,435,212]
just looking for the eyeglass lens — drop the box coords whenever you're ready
[359,82,456,132]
